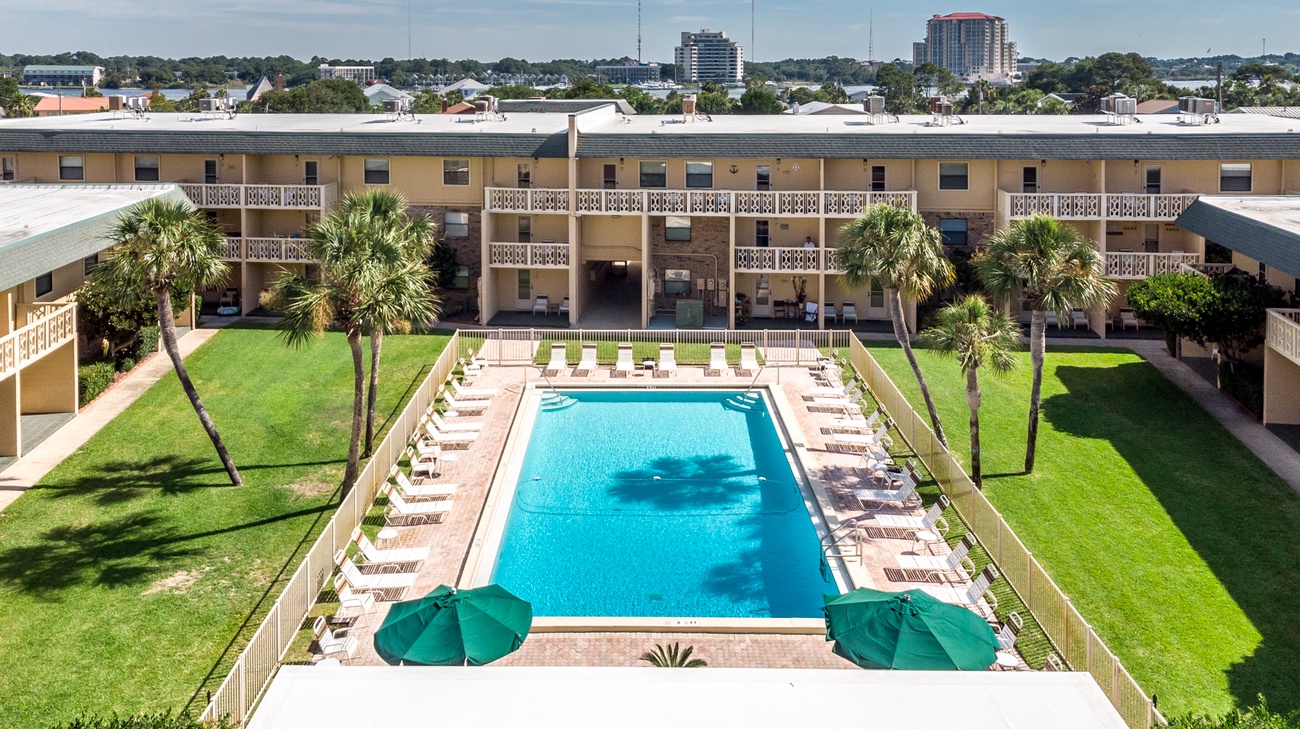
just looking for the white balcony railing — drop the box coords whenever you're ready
[1104,251,1202,279]
[735,246,825,273]
[1106,194,1199,220]
[1267,309,1300,367]
[244,237,313,263]
[575,189,644,214]
[1002,191,1199,221]
[822,191,917,216]
[0,302,76,382]
[488,242,569,269]
[486,187,919,216]
[180,183,338,210]
[220,238,243,261]
[485,187,569,213]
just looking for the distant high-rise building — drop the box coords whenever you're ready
[674,30,744,83]
[596,63,662,85]
[912,12,1017,81]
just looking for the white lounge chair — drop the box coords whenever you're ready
[429,412,482,432]
[872,495,950,536]
[381,482,455,525]
[334,551,418,597]
[1120,309,1140,330]
[460,356,484,378]
[443,392,490,413]
[810,376,865,397]
[417,422,477,444]
[558,296,570,317]
[813,386,866,406]
[392,468,459,499]
[825,301,837,323]
[828,407,885,430]
[1046,310,1060,329]
[920,565,999,611]
[834,422,893,448]
[707,342,728,376]
[896,533,977,577]
[544,342,567,376]
[842,301,858,324]
[313,616,357,661]
[332,574,375,626]
[575,343,598,375]
[614,343,635,375]
[351,526,430,568]
[853,477,917,509]
[1070,308,1088,328]
[532,294,549,315]
[738,342,760,375]
[996,612,1023,652]
[658,343,677,377]
[449,378,496,398]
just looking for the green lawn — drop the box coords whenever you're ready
[0,325,450,728]
[864,341,1300,716]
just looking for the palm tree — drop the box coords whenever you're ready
[10,94,36,118]
[639,642,707,668]
[100,198,242,485]
[977,215,1116,473]
[838,204,956,447]
[920,295,1020,488]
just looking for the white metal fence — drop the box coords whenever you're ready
[456,328,853,367]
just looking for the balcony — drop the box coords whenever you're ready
[181,183,338,210]
[0,303,76,382]
[1104,251,1201,279]
[1266,309,1300,367]
[735,246,822,273]
[486,187,918,216]
[485,188,569,213]
[1001,191,1199,221]
[218,237,314,263]
[488,242,570,269]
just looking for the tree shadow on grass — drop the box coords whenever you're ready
[1046,361,1300,711]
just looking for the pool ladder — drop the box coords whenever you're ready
[534,366,577,411]
[723,365,767,412]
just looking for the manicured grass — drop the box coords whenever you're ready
[864,341,1300,715]
[0,325,450,728]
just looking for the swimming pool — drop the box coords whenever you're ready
[485,389,837,618]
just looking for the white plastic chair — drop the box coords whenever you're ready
[449,378,496,398]
[872,495,950,536]
[919,565,1000,611]
[391,468,459,499]
[313,616,357,661]
[558,297,570,317]
[429,412,482,432]
[614,343,635,375]
[544,342,567,375]
[1070,309,1088,328]
[896,533,977,576]
[532,294,549,315]
[333,550,417,595]
[332,574,375,626]
[381,482,455,525]
[996,612,1023,651]
[658,343,677,377]
[351,526,431,568]
[825,301,837,323]
[842,301,858,324]
[738,342,760,375]
[707,342,728,375]
[443,392,489,413]
[853,477,917,510]
[575,343,598,375]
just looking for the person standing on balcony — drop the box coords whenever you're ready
[804,236,816,248]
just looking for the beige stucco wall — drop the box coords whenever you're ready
[578,215,641,262]
[20,340,77,414]
[915,159,997,212]
[1265,347,1300,424]
[340,155,484,205]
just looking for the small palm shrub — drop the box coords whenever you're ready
[639,642,707,668]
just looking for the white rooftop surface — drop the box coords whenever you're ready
[1,110,1298,136]
[0,183,181,248]
[248,666,1129,729]
[1193,195,1300,234]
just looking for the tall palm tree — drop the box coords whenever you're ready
[838,204,956,447]
[920,295,1020,488]
[100,198,242,485]
[977,216,1116,473]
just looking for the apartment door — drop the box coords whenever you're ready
[1145,167,1162,194]
[753,275,773,318]
[304,160,319,186]
[870,165,886,192]
[203,159,219,184]
[867,280,887,319]
[1022,166,1039,193]
[1143,224,1160,253]
[602,164,617,189]
[517,163,532,189]
[516,269,532,310]
[756,164,772,191]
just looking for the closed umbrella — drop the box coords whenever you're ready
[374,584,532,666]
[823,588,998,670]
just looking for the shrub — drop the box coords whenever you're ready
[116,357,136,373]
[1219,361,1264,420]
[78,361,115,407]
[136,325,161,359]
[49,711,233,729]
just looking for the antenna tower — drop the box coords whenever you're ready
[637,0,642,63]
[869,9,874,61]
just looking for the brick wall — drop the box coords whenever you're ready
[411,205,482,317]
[648,216,730,316]
[920,211,996,248]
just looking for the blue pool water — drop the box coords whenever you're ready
[489,390,836,618]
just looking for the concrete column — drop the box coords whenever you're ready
[0,375,18,458]
[1264,348,1300,425]
[21,340,77,415]
[481,209,496,325]
[640,214,651,328]
[727,216,736,329]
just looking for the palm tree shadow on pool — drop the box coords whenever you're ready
[609,455,758,510]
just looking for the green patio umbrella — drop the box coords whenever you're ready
[374,584,532,666]
[823,588,998,670]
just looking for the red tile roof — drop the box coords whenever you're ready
[931,12,1002,21]
[34,97,112,114]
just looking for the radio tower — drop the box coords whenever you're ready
[868,9,874,63]
[637,0,642,63]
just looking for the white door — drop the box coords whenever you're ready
[867,281,887,319]
[753,275,773,318]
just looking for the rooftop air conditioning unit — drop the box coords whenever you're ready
[936,101,954,117]
[1113,97,1137,116]
[929,96,947,114]
[1191,98,1216,115]
[1100,93,1129,114]
[682,94,697,115]
[382,99,403,114]
[198,98,220,112]
[864,95,885,114]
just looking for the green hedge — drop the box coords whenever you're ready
[78,362,115,407]
[137,326,161,359]
[48,711,231,729]
[1219,361,1264,420]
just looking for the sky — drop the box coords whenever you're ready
[4,0,1299,64]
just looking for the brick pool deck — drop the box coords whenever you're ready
[337,360,1014,670]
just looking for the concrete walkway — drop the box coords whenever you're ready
[0,324,227,512]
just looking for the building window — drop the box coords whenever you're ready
[938,162,968,191]
[59,155,84,181]
[444,212,469,238]
[938,218,968,246]
[756,164,771,191]
[364,158,389,185]
[203,159,219,184]
[685,161,713,188]
[517,217,531,243]
[870,165,886,192]
[755,220,770,247]
[517,163,531,189]
[1,156,15,181]
[134,155,160,182]
[1145,166,1162,194]
[304,160,319,186]
[1021,166,1038,194]
[517,269,531,301]
[603,164,617,189]
[451,265,470,290]
[665,216,691,241]
[1220,163,1252,192]
[640,161,667,188]
[663,269,692,295]
[83,254,100,276]
[1259,261,1267,281]
[35,271,54,297]
[443,159,470,186]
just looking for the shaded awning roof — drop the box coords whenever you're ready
[1176,196,1300,279]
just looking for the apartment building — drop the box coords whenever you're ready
[0,107,1297,338]
[317,64,376,85]
[675,30,744,83]
[21,65,105,87]
[913,12,1017,81]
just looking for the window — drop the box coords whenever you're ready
[640,161,667,188]
[938,162,968,190]
[938,218,968,246]
[517,217,531,243]
[663,269,691,295]
[83,254,99,276]
[304,160,319,186]
[59,155,84,181]
[1259,261,1268,281]
[870,165,886,192]
[1,156,14,181]
[756,164,771,191]
[517,269,531,301]
[203,159,219,184]
[755,220,770,247]
[1220,163,1252,192]
[1145,166,1162,194]
[665,216,691,242]
[1021,166,1038,194]
[364,158,390,185]
[685,161,713,188]
[35,271,54,297]
[602,164,617,189]
[451,265,470,291]
[517,163,531,189]
[444,212,469,238]
[443,159,470,186]
[133,155,159,182]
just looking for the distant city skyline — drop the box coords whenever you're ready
[3,0,1298,65]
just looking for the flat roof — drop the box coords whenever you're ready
[1177,196,1300,279]
[248,666,1129,729]
[0,183,188,291]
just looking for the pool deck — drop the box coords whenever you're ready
[337,362,1017,670]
